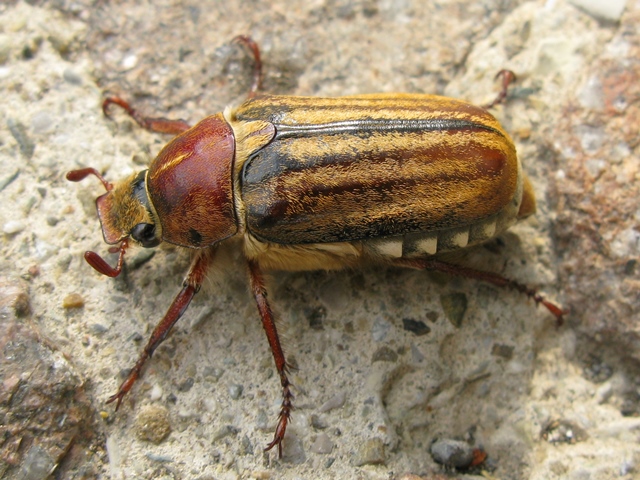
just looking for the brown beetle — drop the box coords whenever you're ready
[68,36,564,456]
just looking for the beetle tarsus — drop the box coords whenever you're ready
[102,96,191,135]
[248,259,293,458]
[484,69,517,109]
[394,257,565,325]
[105,250,214,409]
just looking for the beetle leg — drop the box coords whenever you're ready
[102,96,191,135]
[247,259,293,458]
[393,257,566,325]
[484,69,517,109]
[232,35,263,97]
[106,248,214,410]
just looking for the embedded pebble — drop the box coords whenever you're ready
[62,68,83,85]
[62,293,84,309]
[371,345,398,363]
[0,168,19,192]
[402,317,431,336]
[568,0,627,22]
[149,384,163,401]
[353,438,385,466]
[228,383,243,399]
[371,316,391,342]
[134,405,171,444]
[211,425,239,442]
[88,323,108,336]
[34,239,58,261]
[319,392,346,413]
[309,433,333,454]
[3,220,25,235]
[240,435,254,455]
[430,439,474,468]
[491,343,514,360]
[7,118,35,159]
[177,377,194,392]
[31,111,54,134]
[282,433,306,464]
[311,414,328,430]
[0,277,30,316]
[255,409,270,431]
[440,293,467,327]
[17,445,55,480]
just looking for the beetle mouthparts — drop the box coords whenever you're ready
[84,239,128,278]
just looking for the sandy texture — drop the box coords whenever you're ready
[1,1,638,479]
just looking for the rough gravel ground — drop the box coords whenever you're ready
[1,1,638,479]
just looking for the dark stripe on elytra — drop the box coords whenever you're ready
[273,118,501,140]
[248,163,486,229]
[243,134,504,185]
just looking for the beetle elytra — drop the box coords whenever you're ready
[67,36,564,457]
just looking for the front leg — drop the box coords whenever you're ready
[107,248,215,409]
[247,259,293,458]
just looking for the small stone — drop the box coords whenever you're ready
[122,53,138,69]
[430,438,474,468]
[88,323,108,336]
[255,409,270,431]
[3,220,26,235]
[228,383,243,399]
[568,0,627,22]
[16,445,55,480]
[7,118,35,159]
[63,68,83,85]
[282,432,306,464]
[134,405,171,444]
[402,317,431,336]
[0,168,20,192]
[309,433,333,454]
[62,293,84,309]
[311,414,328,430]
[304,305,326,330]
[353,438,385,466]
[319,392,346,413]
[371,345,398,363]
[491,344,514,360]
[440,293,467,327]
[31,111,54,134]
[211,425,239,442]
[177,377,194,392]
[0,277,30,316]
[240,434,254,455]
[371,316,391,342]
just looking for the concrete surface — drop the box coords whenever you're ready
[1,1,639,479]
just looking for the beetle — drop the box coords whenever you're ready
[67,36,564,457]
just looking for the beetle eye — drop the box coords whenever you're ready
[131,223,160,248]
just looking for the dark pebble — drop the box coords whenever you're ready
[430,439,473,468]
[402,317,431,336]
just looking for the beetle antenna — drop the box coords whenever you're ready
[84,239,128,278]
[66,168,114,192]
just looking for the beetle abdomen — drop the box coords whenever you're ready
[237,94,520,246]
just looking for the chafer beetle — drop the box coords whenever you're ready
[68,36,564,456]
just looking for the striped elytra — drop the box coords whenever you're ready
[234,93,529,251]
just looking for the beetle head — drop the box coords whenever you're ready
[67,113,239,277]
[66,167,161,277]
